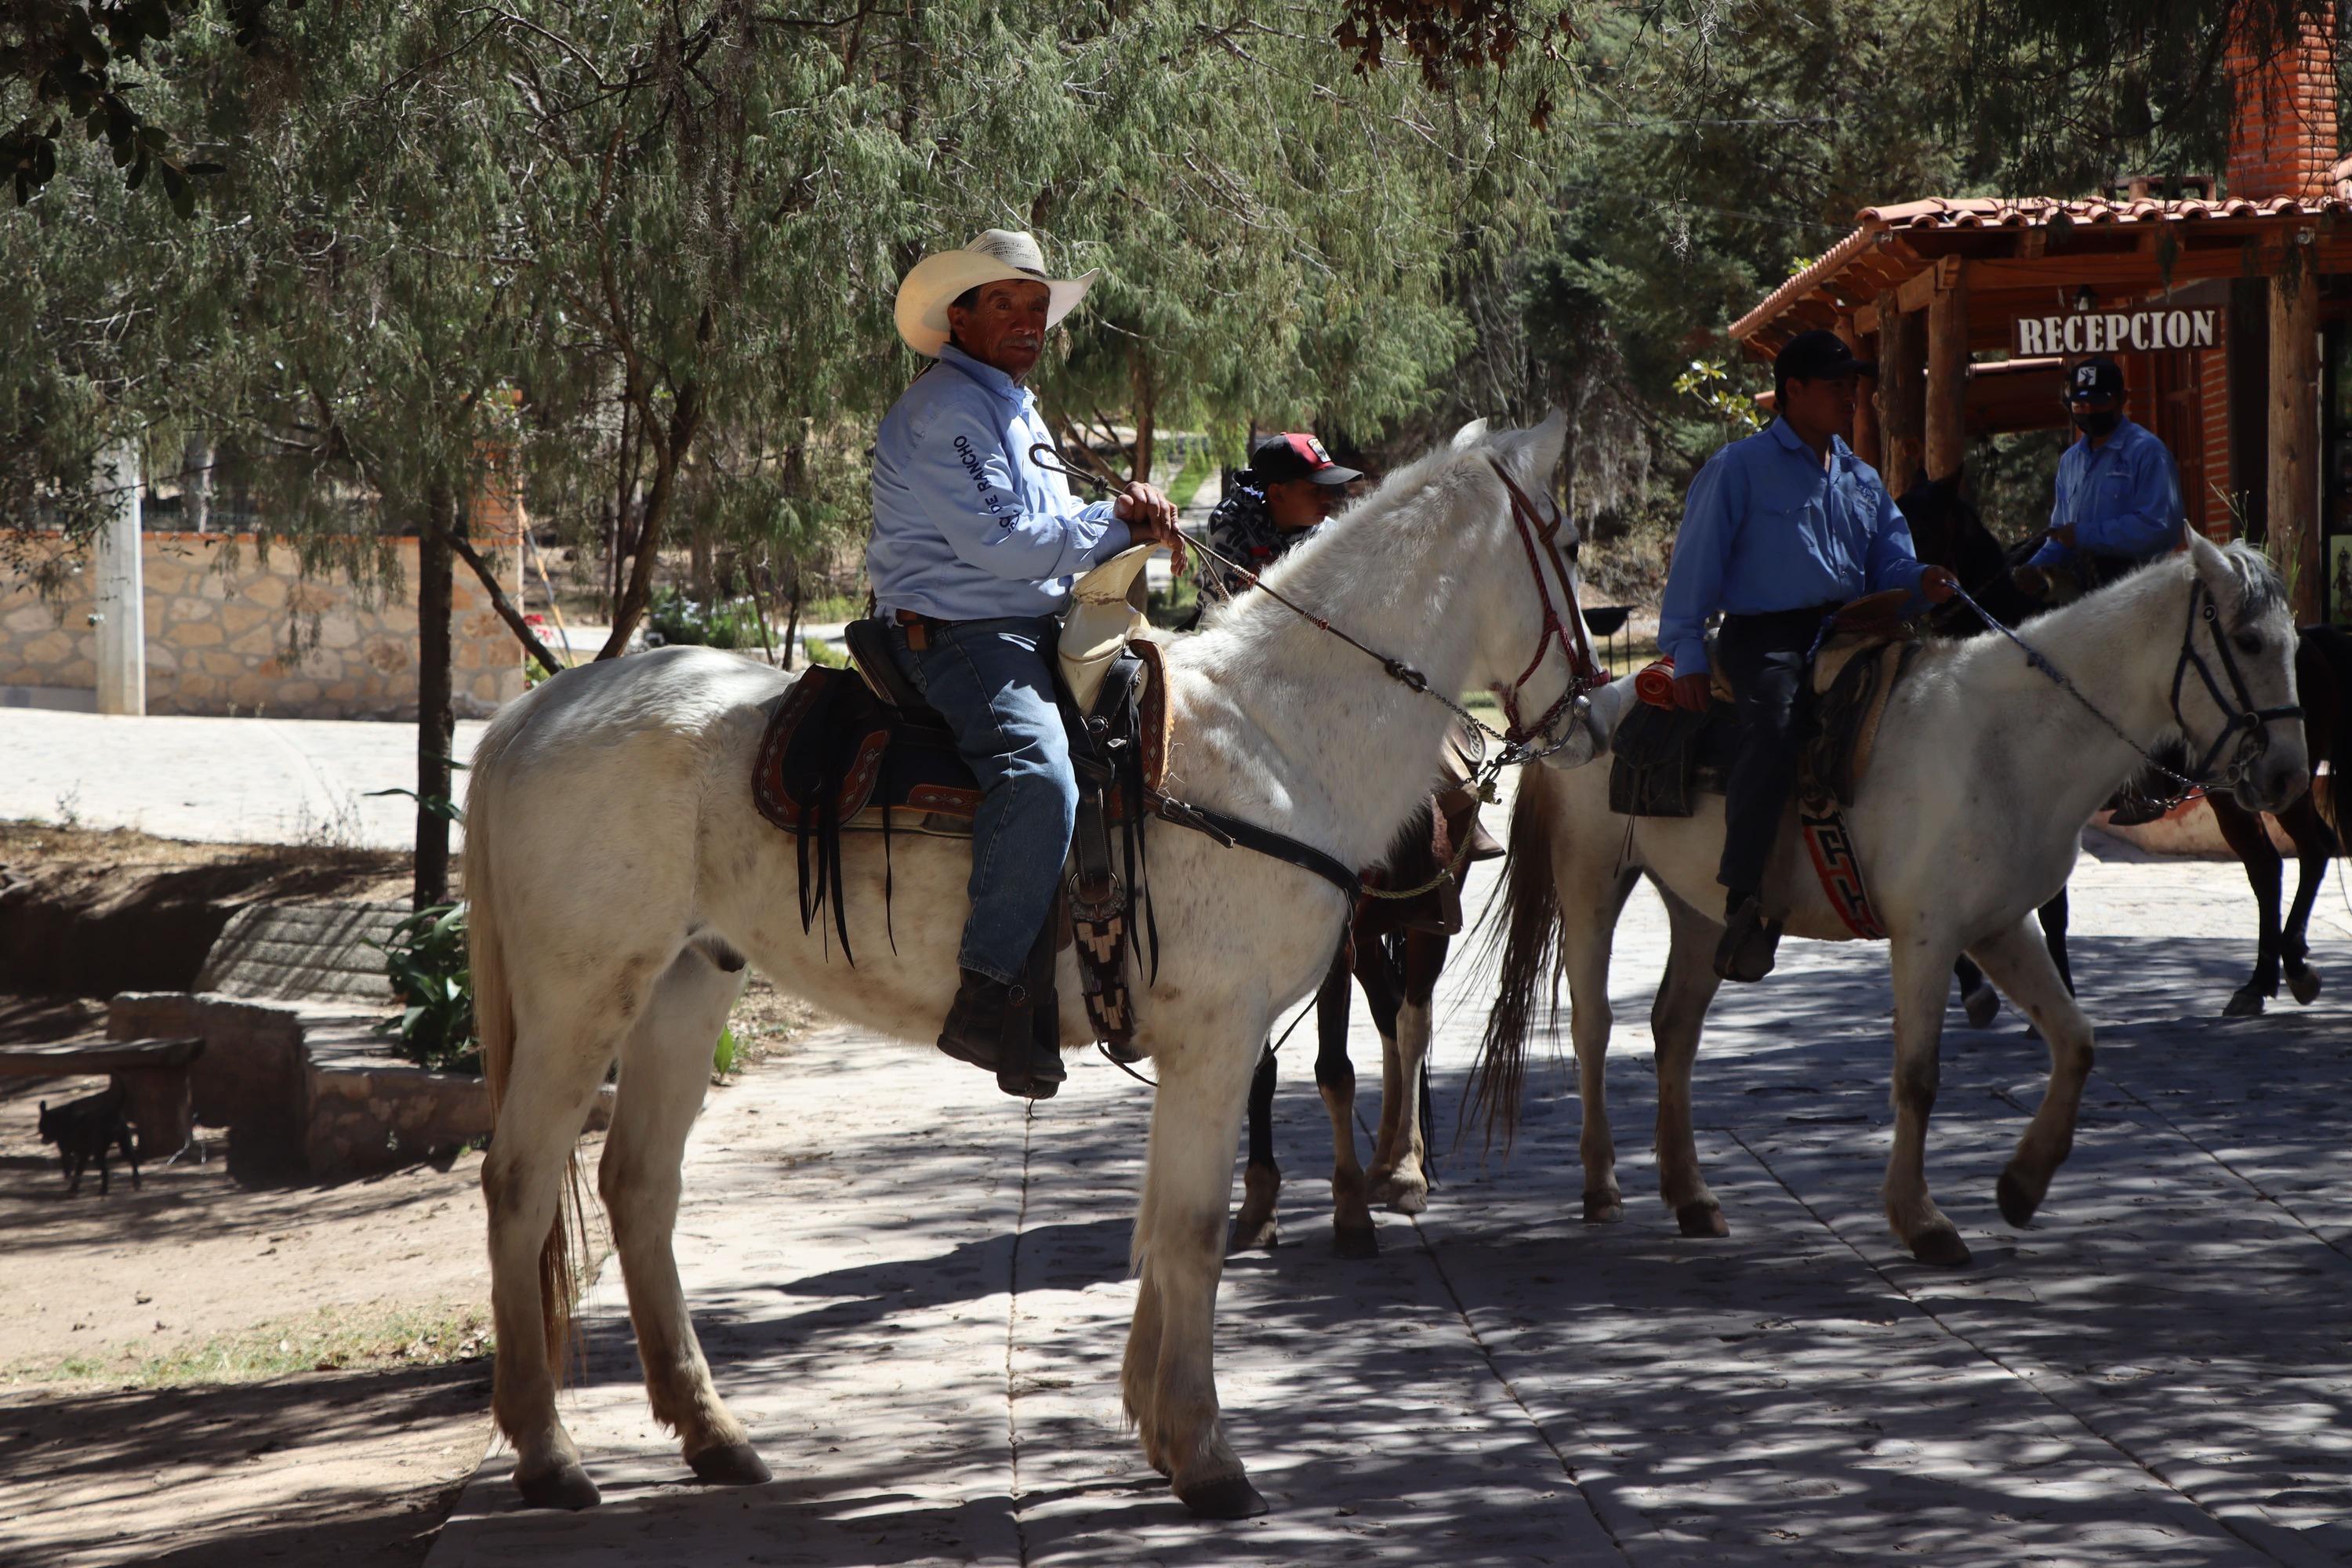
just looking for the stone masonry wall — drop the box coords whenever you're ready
[0,533,527,719]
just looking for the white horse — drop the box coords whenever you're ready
[463,415,1593,1519]
[1475,537,2306,1265]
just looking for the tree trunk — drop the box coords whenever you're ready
[183,435,212,533]
[598,388,703,659]
[782,564,803,671]
[1129,347,1156,485]
[415,481,456,910]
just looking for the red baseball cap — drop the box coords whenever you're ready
[1252,433,1363,486]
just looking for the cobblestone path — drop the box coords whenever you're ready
[429,836,2352,1566]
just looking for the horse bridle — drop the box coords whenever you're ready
[2171,576,2303,786]
[1155,454,1607,775]
[1954,572,2299,800]
[1486,461,1609,756]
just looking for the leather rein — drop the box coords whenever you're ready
[1951,574,2300,800]
[1179,456,1607,774]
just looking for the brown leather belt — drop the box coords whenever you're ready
[893,608,960,652]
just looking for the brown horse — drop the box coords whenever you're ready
[1229,789,1498,1256]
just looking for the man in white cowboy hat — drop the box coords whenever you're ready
[869,228,1185,1098]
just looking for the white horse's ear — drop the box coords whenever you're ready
[1450,418,1491,451]
[1486,409,1569,486]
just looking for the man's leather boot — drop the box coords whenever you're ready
[938,970,1014,1072]
[1714,892,1783,984]
[995,919,1066,1102]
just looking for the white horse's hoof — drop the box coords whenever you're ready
[688,1441,771,1486]
[1906,1224,1972,1267]
[1962,983,1999,1030]
[1332,1220,1380,1259]
[1582,1189,1624,1224]
[515,1458,601,1510]
[1178,1475,1270,1519]
[1379,1181,1428,1215]
[1675,1200,1729,1238]
[2223,986,2268,1018]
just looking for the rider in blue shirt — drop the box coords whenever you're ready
[1660,330,1957,982]
[869,231,1185,1097]
[2026,355,2184,587]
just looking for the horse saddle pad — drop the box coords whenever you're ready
[750,641,1171,839]
[1609,624,1920,819]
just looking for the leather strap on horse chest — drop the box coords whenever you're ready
[1147,795,1363,903]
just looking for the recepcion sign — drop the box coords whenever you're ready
[2015,308,2216,356]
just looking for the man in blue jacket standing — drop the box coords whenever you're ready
[2024,355,2184,592]
[869,230,1185,1097]
[1659,329,1958,982]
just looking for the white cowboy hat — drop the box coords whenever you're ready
[893,230,1099,358]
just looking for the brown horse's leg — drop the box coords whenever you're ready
[1229,1046,1281,1252]
[2212,793,2285,1016]
[1371,930,1446,1214]
[1312,945,1377,1258]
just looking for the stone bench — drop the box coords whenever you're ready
[107,901,611,1181]
[0,1036,205,1160]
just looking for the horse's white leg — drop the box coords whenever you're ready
[1367,1024,1406,1192]
[1965,916,2096,1229]
[1123,1020,1266,1518]
[597,943,768,1485]
[1883,935,1971,1265]
[1652,886,1729,1237]
[1565,872,1639,1223]
[482,1009,633,1509]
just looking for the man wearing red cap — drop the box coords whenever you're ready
[1192,433,1363,608]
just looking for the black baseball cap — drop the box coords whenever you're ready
[1774,328,1875,383]
[1252,433,1363,486]
[2065,356,2126,403]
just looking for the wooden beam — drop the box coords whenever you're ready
[2269,260,2321,622]
[1925,263,1969,482]
[1838,316,1880,470]
[1878,291,1926,490]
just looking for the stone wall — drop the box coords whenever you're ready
[0,533,527,720]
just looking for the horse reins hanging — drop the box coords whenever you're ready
[1949,577,2299,799]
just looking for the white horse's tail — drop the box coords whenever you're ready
[1466,766,1566,1153]
[466,709,589,1382]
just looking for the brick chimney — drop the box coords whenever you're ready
[2227,5,2339,200]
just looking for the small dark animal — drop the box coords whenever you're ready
[38,1087,140,1196]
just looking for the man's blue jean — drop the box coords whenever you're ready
[887,615,1076,984]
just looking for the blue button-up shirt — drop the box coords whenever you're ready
[867,344,1132,621]
[2028,417,2183,567]
[1658,419,1927,675]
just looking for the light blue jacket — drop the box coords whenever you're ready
[867,345,1131,621]
[2029,417,2183,567]
[1658,419,1927,675]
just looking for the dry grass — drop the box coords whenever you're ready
[15,1304,494,1391]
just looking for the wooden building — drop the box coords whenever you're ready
[1727,16,2352,625]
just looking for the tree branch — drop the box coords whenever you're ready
[445,521,567,677]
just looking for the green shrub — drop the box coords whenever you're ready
[713,1025,738,1078]
[375,903,479,1074]
[802,636,847,668]
[646,587,768,651]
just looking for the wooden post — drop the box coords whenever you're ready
[92,437,146,717]
[1925,263,1969,483]
[1876,292,1926,492]
[1838,317,1880,470]
[2269,256,2321,622]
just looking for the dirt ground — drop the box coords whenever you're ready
[0,819,822,1566]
